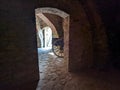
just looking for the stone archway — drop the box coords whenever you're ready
[35,7,70,71]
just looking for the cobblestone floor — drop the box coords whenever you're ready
[36,48,120,90]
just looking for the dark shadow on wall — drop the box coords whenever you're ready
[94,0,120,69]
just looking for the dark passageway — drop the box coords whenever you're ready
[0,0,120,90]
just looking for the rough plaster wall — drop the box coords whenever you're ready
[67,1,93,71]
[0,0,39,89]
[84,0,109,68]
[94,0,120,68]
[37,0,109,71]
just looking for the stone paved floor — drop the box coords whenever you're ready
[36,48,120,90]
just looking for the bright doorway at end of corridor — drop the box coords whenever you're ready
[35,7,70,90]
[35,12,64,77]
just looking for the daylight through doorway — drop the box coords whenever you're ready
[35,8,70,82]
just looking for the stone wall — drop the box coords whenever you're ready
[0,0,39,89]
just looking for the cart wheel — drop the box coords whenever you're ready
[52,38,64,58]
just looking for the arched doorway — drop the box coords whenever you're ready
[35,8,70,81]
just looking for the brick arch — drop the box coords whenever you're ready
[35,7,70,71]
